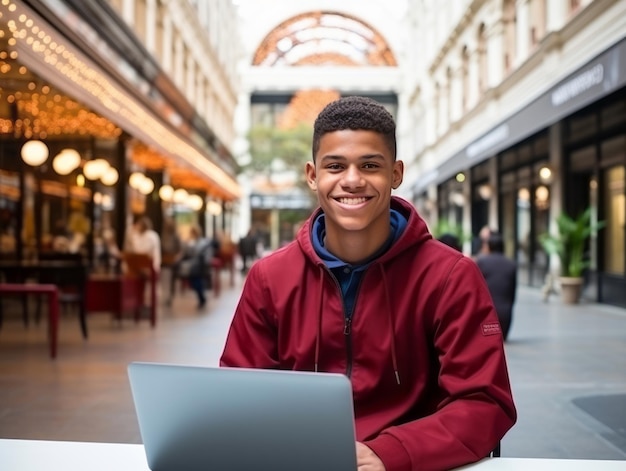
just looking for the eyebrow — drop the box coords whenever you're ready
[319,153,386,163]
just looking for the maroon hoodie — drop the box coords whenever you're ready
[221,197,516,470]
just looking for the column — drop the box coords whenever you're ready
[115,135,129,255]
[515,0,531,66]
[145,0,157,54]
[546,0,567,33]
[548,122,563,275]
[234,89,252,238]
[122,0,134,25]
[161,11,173,71]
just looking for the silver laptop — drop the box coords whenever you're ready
[128,362,357,471]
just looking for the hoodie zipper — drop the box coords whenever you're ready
[323,266,358,378]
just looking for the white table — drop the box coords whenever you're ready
[1,439,625,470]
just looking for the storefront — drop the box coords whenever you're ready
[413,37,626,306]
[0,1,240,265]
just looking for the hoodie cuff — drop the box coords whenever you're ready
[365,433,412,471]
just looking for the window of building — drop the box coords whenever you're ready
[503,0,516,74]
[529,0,546,48]
[461,45,469,112]
[477,23,488,93]
[252,11,397,67]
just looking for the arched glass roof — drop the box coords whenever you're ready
[252,11,397,67]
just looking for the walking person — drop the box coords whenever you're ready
[238,229,257,274]
[476,232,518,341]
[160,217,183,306]
[178,225,213,310]
[221,96,516,470]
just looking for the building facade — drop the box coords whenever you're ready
[405,0,626,306]
[0,0,241,263]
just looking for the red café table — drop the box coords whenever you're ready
[0,259,88,359]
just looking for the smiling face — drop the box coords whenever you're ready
[306,129,403,256]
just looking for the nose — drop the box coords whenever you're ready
[341,165,365,189]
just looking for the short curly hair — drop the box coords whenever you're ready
[312,96,396,161]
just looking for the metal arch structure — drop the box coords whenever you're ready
[251,11,398,68]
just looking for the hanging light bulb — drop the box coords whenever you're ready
[100,167,119,186]
[129,172,145,189]
[52,149,81,175]
[158,184,174,201]
[138,176,155,195]
[21,140,49,166]
[187,194,204,211]
[83,158,110,180]
[173,188,188,204]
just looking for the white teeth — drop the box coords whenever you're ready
[338,197,367,205]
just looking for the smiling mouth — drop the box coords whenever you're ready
[335,197,369,205]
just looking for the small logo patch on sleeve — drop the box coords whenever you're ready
[482,322,502,336]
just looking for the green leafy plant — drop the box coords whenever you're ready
[539,208,605,278]
[245,123,312,174]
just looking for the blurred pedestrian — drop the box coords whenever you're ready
[125,215,161,274]
[476,232,517,341]
[238,228,257,273]
[471,225,493,257]
[178,225,214,310]
[161,217,183,306]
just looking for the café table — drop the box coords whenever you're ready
[0,259,88,357]
[1,438,625,470]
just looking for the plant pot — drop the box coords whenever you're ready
[559,276,583,304]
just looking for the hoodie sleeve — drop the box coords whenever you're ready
[365,256,517,471]
[220,262,280,369]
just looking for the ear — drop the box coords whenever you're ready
[305,161,317,191]
[392,160,404,190]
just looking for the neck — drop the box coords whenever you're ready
[324,225,390,264]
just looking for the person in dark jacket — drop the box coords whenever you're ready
[179,225,213,310]
[221,96,516,470]
[476,232,517,341]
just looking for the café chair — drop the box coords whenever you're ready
[36,252,88,339]
[0,253,31,328]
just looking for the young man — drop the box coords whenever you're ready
[221,96,516,470]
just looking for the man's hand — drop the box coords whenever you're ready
[356,442,386,471]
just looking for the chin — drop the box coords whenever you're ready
[331,216,370,233]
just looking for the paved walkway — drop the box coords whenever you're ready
[0,271,625,461]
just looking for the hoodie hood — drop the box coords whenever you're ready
[297,196,433,264]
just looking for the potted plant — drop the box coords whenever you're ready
[539,208,605,304]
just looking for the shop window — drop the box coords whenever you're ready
[0,170,19,255]
[472,160,490,181]
[500,150,517,171]
[570,145,596,172]
[533,133,549,155]
[603,166,625,276]
[518,144,533,164]
[601,100,626,131]
[566,113,597,143]
[601,136,626,167]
